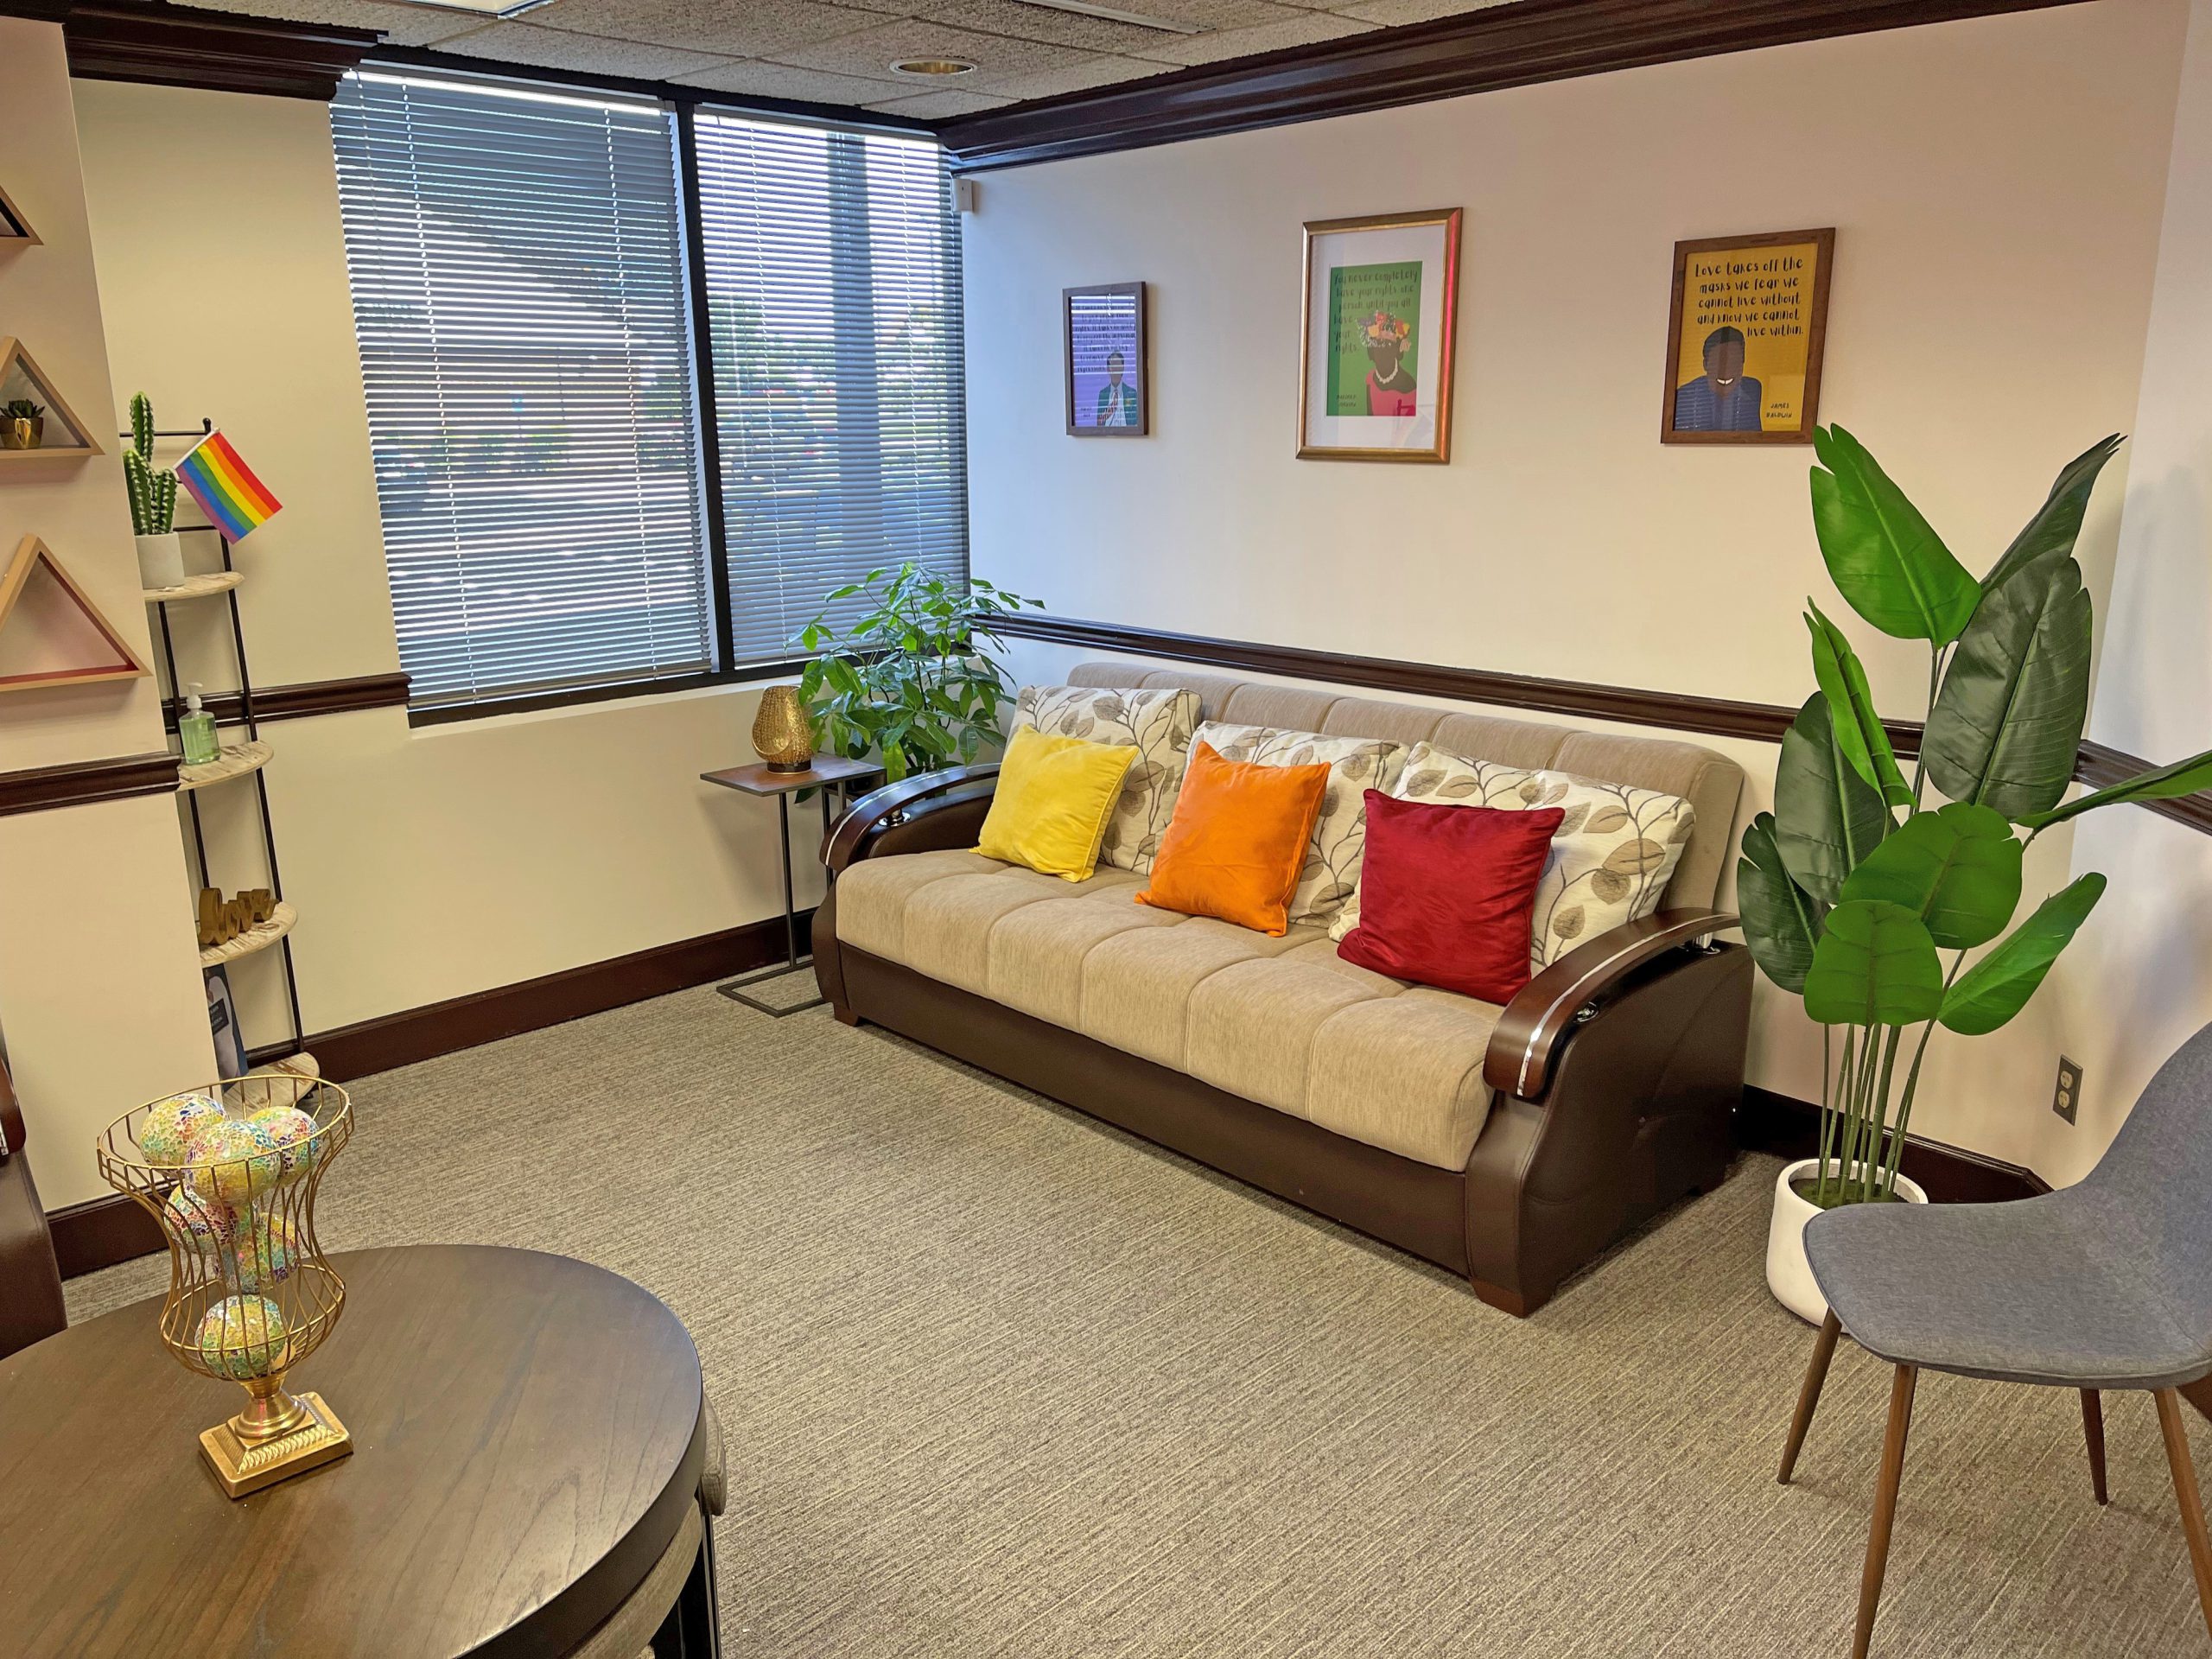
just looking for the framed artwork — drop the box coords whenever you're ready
[1661,227,1834,444]
[1298,207,1461,463]
[1065,282,1147,437]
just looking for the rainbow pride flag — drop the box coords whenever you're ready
[175,431,281,543]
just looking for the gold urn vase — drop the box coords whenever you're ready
[752,683,815,772]
[0,415,42,450]
[97,1071,355,1497]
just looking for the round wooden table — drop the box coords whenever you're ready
[0,1244,706,1658]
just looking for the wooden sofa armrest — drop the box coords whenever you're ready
[1483,910,1738,1101]
[824,764,1001,875]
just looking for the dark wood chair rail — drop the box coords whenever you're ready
[1484,909,1740,1099]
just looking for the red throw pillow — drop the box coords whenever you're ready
[1338,791,1566,1004]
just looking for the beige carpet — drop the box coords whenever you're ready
[67,987,2212,1656]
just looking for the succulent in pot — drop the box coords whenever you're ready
[1,397,43,450]
[125,391,187,588]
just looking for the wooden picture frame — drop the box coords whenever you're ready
[1660,227,1834,445]
[1065,282,1147,438]
[0,534,150,693]
[1297,207,1461,463]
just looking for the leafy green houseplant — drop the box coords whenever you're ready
[1745,428,2212,1313]
[796,563,1042,783]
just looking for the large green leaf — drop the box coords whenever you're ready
[1774,693,1893,903]
[1837,802,2022,949]
[2015,746,2212,830]
[1940,874,2106,1035]
[1922,557,2092,818]
[1806,606,1915,808]
[1809,424,1980,644]
[1802,899,1945,1027]
[1738,812,1827,993]
[1978,435,2125,596]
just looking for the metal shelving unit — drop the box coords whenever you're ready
[139,417,305,1057]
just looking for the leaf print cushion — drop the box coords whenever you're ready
[1012,685,1200,874]
[1327,741,1694,972]
[1188,721,1407,925]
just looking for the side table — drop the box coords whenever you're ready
[701,755,883,1016]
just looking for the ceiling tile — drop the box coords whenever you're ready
[910,0,1192,54]
[1138,8,1370,63]
[862,86,1016,116]
[170,0,486,48]
[671,59,910,102]
[1330,0,1502,22]
[773,17,1077,85]
[524,0,899,58]
[981,51,1169,102]
[434,19,733,74]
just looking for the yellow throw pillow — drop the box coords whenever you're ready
[976,727,1140,880]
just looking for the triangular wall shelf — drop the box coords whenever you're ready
[0,183,37,245]
[0,337,103,462]
[0,535,149,694]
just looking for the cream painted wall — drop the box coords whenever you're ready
[963,0,2190,1173]
[0,22,230,1209]
[68,79,804,1048]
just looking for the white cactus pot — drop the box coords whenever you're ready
[134,531,185,590]
[1765,1157,1929,1324]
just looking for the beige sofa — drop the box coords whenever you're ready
[814,663,1751,1315]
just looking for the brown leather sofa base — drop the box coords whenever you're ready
[831,939,1750,1316]
[0,1068,67,1361]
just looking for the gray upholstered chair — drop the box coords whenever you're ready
[1777,1022,2212,1658]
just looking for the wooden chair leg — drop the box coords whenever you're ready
[2155,1388,2212,1645]
[2082,1389,2109,1506]
[1779,1309,1843,1484]
[1853,1364,1918,1659]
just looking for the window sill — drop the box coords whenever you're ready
[405,661,808,728]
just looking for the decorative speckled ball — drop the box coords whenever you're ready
[195,1294,287,1380]
[162,1184,236,1244]
[183,1117,286,1210]
[248,1106,319,1182]
[138,1093,226,1166]
[231,1207,298,1291]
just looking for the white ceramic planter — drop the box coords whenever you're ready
[134,531,185,590]
[1764,1157,1929,1324]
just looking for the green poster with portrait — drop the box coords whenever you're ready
[1325,260,1423,416]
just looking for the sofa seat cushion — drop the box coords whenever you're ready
[834,850,1503,1171]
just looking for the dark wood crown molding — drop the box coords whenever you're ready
[0,0,382,100]
[936,0,2088,172]
[993,611,2212,836]
[0,750,179,818]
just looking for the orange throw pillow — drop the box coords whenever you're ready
[1135,741,1330,937]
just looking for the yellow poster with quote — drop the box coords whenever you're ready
[1662,228,1834,443]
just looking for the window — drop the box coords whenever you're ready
[332,72,711,710]
[691,115,968,665]
[330,70,969,715]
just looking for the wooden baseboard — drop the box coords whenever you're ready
[1737,1085,2050,1204]
[53,911,811,1278]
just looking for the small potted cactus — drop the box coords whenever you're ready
[125,391,185,588]
[1,397,44,450]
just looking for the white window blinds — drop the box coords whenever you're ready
[692,114,968,665]
[330,71,712,710]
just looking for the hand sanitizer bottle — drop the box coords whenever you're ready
[180,682,219,766]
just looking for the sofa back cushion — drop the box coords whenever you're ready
[1065,662,1740,912]
[1190,721,1406,926]
[1326,742,1694,967]
[1135,742,1330,937]
[1013,683,1201,874]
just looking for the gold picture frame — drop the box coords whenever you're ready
[1297,207,1462,463]
[1660,227,1834,445]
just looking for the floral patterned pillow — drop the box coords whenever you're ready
[1327,741,1695,971]
[1191,721,1406,926]
[1013,685,1200,874]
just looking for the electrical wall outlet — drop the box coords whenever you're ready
[2053,1056,2082,1125]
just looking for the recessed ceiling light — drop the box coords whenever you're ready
[891,58,978,77]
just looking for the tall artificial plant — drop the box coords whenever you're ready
[1740,428,2212,1208]
[796,563,1042,782]
[124,392,177,537]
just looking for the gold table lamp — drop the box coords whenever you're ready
[752,683,815,772]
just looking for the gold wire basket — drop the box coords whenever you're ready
[95,1072,354,1497]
